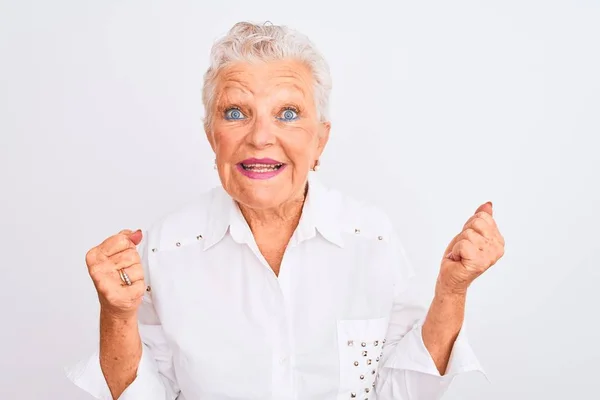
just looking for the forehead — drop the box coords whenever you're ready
[215,59,315,101]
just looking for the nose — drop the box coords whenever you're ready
[246,114,275,149]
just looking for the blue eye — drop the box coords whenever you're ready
[225,108,245,120]
[278,108,298,121]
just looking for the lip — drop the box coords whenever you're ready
[236,158,287,180]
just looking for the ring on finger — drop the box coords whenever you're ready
[118,268,132,286]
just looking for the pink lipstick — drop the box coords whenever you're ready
[237,158,286,180]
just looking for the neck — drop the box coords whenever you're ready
[238,184,308,236]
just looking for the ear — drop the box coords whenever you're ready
[316,121,331,158]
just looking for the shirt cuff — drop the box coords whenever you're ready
[65,345,168,400]
[384,323,488,380]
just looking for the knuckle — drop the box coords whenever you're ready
[116,234,131,249]
[463,228,476,239]
[456,238,469,250]
[85,248,99,267]
[498,245,505,257]
[127,249,142,263]
[130,264,145,278]
[475,211,488,220]
[89,261,109,279]
[473,218,486,230]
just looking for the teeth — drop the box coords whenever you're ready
[242,163,283,172]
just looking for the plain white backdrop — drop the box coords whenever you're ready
[1,0,598,399]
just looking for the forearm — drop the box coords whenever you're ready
[99,311,142,399]
[421,285,466,375]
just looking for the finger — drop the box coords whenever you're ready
[445,224,488,257]
[463,210,496,230]
[464,217,495,240]
[86,246,105,267]
[475,201,493,217]
[450,239,479,262]
[109,248,141,271]
[447,230,486,261]
[116,264,144,284]
[129,230,143,246]
[98,231,140,257]
[462,228,489,250]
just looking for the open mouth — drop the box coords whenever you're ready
[240,163,284,172]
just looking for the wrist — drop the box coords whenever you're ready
[435,279,469,298]
[100,308,138,325]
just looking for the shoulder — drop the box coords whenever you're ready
[323,182,415,292]
[321,183,395,241]
[142,185,224,250]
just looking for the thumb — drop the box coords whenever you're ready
[129,229,143,246]
[475,201,493,217]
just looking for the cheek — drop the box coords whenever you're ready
[212,131,239,159]
[283,127,319,166]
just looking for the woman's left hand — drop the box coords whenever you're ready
[437,202,505,295]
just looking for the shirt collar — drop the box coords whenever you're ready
[202,173,344,250]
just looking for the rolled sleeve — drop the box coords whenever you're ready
[377,323,486,399]
[386,323,485,377]
[65,343,174,400]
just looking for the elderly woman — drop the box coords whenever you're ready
[67,22,505,400]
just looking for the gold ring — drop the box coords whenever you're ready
[119,269,132,286]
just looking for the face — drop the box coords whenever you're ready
[206,59,330,211]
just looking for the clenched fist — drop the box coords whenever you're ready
[438,202,505,294]
[85,229,146,319]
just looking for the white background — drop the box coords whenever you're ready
[1,0,598,399]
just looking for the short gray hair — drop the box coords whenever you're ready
[202,21,332,130]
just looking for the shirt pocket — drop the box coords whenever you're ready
[336,317,389,400]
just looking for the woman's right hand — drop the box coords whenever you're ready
[85,229,146,320]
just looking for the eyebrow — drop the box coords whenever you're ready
[274,81,307,97]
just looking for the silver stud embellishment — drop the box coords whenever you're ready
[355,228,360,234]
[360,375,365,380]
[362,351,368,357]
[365,388,370,393]
[374,340,379,346]
[354,361,359,366]
[361,342,366,347]
[347,340,354,347]
[175,242,181,247]
[350,393,356,398]
[196,235,203,240]
[372,369,376,375]
[146,285,151,292]
[377,236,383,240]
[367,359,372,365]
[151,248,157,253]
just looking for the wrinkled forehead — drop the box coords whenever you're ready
[214,60,316,106]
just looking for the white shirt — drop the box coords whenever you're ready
[66,175,484,400]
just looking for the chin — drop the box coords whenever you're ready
[237,187,289,210]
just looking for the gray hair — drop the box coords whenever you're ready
[202,21,332,130]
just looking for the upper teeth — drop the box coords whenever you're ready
[241,163,283,172]
[244,163,281,168]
